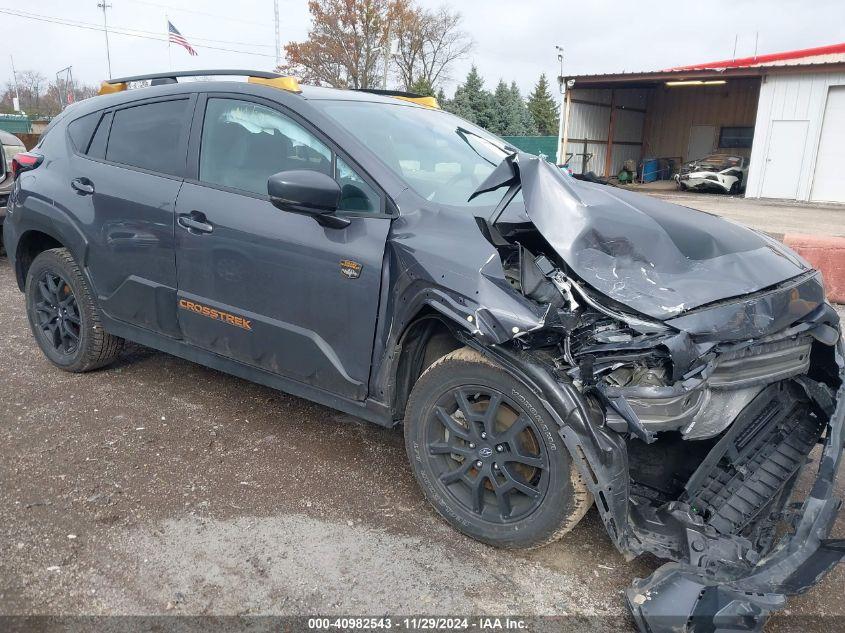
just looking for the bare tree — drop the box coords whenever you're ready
[392,4,473,92]
[280,0,391,89]
[1,72,99,116]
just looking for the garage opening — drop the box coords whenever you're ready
[560,72,762,193]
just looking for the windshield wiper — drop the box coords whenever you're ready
[455,127,504,167]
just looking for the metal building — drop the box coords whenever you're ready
[557,42,845,203]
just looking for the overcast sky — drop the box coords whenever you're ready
[2,0,844,98]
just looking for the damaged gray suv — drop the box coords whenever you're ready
[4,71,844,632]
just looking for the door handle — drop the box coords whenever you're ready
[71,178,95,195]
[178,211,214,234]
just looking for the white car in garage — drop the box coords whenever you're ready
[675,153,748,194]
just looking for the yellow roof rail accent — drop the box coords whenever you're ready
[392,95,439,109]
[98,81,128,95]
[248,75,302,93]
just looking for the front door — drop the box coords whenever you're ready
[761,120,808,200]
[174,95,390,400]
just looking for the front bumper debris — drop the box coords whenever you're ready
[626,344,845,632]
[472,335,844,633]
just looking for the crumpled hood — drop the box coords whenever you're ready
[492,154,810,320]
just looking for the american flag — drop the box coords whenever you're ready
[168,21,198,56]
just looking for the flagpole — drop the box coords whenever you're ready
[166,14,172,70]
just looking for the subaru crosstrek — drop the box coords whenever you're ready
[4,70,843,632]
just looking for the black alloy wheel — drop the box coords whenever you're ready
[405,347,592,549]
[425,385,550,523]
[33,270,81,356]
[25,248,124,372]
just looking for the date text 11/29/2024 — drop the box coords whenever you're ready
[308,617,527,630]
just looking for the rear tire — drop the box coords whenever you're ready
[404,347,592,549]
[25,248,124,372]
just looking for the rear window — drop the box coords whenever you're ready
[106,99,189,176]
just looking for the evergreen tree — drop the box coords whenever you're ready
[511,81,537,135]
[408,77,435,97]
[492,80,520,135]
[490,80,538,136]
[447,66,496,130]
[436,87,448,108]
[527,73,559,136]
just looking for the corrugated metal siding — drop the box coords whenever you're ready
[745,70,845,201]
[615,109,645,143]
[0,115,32,134]
[564,141,606,175]
[567,102,609,142]
[611,144,642,175]
[642,78,760,162]
[563,88,648,176]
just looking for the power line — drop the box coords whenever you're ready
[124,0,274,29]
[0,7,274,50]
[0,8,277,58]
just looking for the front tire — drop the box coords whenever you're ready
[25,248,124,372]
[404,347,592,549]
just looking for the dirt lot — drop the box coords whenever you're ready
[1,258,843,632]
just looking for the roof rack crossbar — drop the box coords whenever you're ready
[106,69,284,84]
[353,88,425,98]
[353,88,439,109]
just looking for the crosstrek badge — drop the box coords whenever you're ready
[178,299,252,331]
[340,259,363,279]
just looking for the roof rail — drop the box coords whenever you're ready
[98,70,301,96]
[354,88,439,109]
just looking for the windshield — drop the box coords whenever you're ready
[315,100,515,208]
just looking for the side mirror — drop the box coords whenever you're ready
[267,170,350,229]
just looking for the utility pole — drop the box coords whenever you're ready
[273,0,281,69]
[10,55,21,112]
[555,45,566,165]
[382,32,390,90]
[98,2,113,78]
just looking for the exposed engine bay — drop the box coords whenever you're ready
[451,153,845,632]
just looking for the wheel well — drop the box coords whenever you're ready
[15,231,64,290]
[392,314,462,422]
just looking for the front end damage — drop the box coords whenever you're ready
[455,154,844,631]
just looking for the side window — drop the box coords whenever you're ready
[199,98,332,196]
[67,112,101,153]
[106,99,189,176]
[336,157,379,213]
[87,112,112,159]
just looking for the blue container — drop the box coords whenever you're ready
[642,158,660,183]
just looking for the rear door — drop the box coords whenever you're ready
[173,94,391,400]
[66,96,195,336]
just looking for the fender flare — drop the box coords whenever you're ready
[10,201,90,291]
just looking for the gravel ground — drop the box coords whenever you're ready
[624,182,845,237]
[0,257,843,631]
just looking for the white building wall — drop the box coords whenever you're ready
[746,70,845,200]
